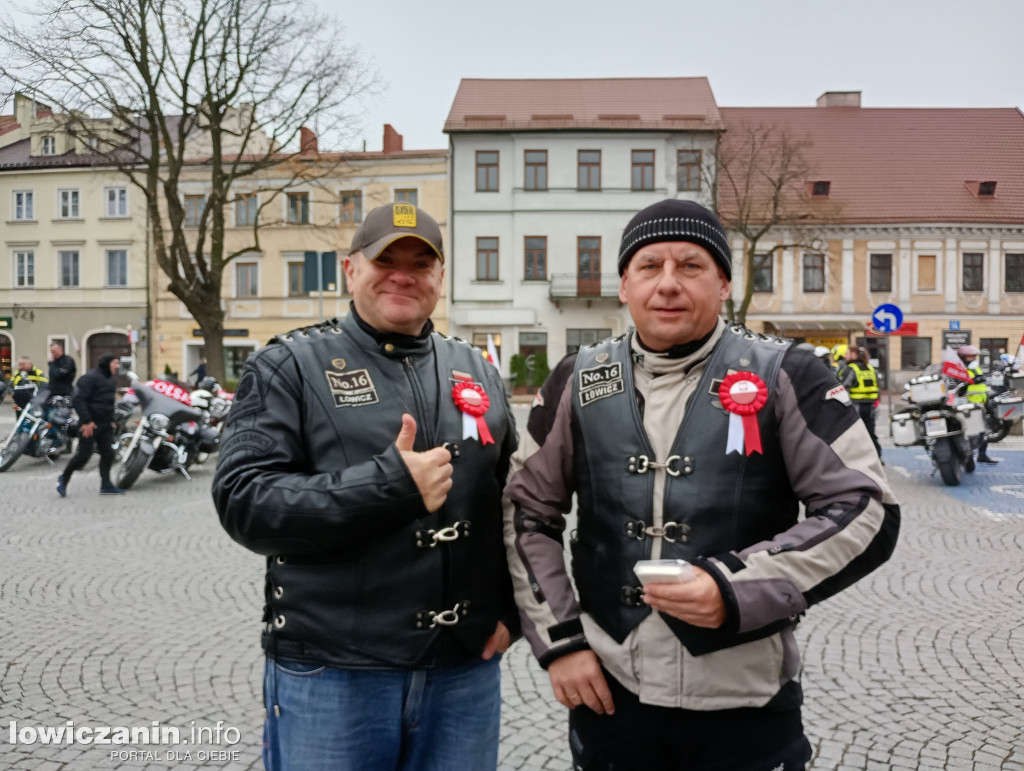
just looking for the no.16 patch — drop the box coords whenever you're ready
[326,368,379,407]
[578,361,623,407]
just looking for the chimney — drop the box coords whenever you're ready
[299,126,318,154]
[816,91,861,108]
[383,124,403,153]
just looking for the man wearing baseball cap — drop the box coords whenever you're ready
[504,199,900,769]
[214,202,519,769]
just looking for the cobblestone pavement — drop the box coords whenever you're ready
[1,410,1023,770]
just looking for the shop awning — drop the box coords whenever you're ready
[766,320,868,332]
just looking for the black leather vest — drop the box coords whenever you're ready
[570,325,799,651]
[262,314,512,669]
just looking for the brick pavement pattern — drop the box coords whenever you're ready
[1,411,1022,770]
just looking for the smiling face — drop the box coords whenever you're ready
[618,241,730,351]
[344,236,444,336]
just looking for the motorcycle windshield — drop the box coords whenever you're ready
[134,384,204,425]
[28,388,53,409]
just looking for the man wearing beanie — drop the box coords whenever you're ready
[505,199,900,769]
[57,353,124,496]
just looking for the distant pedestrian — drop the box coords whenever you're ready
[57,354,124,496]
[840,345,882,459]
[189,359,207,386]
[47,342,76,398]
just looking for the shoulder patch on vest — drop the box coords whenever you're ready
[825,384,851,405]
[225,369,264,424]
[578,361,624,407]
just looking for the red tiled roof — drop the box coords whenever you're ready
[445,78,723,133]
[0,116,19,137]
[719,106,1024,225]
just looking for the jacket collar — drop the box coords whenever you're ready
[341,304,434,359]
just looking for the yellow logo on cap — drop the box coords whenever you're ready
[393,204,416,228]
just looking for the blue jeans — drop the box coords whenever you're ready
[262,655,502,771]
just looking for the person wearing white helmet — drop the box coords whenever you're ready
[957,345,998,464]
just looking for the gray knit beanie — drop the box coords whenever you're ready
[617,199,732,279]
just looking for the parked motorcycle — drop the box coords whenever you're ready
[111,391,140,462]
[175,387,226,464]
[979,356,1024,443]
[0,389,76,471]
[890,371,979,486]
[115,382,208,489]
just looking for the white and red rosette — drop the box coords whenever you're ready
[452,379,495,445]
[718,372,768,456]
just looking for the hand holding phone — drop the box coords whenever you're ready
[633,559,695,584]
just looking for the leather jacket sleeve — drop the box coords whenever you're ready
[212,343,431,557]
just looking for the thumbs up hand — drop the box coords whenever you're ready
[394,413,453,512]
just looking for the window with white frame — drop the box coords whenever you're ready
[41,136,56,155]
[962,252,984,292]
[394,188,418,206]
[869,253,892,292]
[184,195,206,227]
[14,190,34,220]
[15,250,35,287]
[106,249,128,287]
[287,261,305,296]
[59,189,80,219]
[339,190,362,223]
[236,262,259,297]
[287,192,309,224]
[105,187,128,217]
[752,254,773,292]
[802,253,825,293]
[59,250,80,287]
[235,193,258,227]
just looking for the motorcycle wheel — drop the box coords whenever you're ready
[116,445,150,490]
[932,437,963,486]
[113,433,134,463]
[0,432,31,472]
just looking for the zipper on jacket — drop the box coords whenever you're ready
[403,356,435,447]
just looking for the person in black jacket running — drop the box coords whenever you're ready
[57,354,124,496]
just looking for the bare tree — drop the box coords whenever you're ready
[711,122,839,325]
[0,0,377,382]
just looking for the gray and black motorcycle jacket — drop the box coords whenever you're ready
[212,311,519,670]
[505,323,900,708]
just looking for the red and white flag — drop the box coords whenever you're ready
[941,347,971,383]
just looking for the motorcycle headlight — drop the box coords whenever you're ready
[149,413,170,431]
[30,407,44,417]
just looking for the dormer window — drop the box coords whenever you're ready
[41,135,55,155]
[978,181,996,196]
[811,180,830,197]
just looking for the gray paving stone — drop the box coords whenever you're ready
[1,413,1023,769]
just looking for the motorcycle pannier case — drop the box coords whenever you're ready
[908,377,946,403]
[954,402,985,435]
[993,394,1023,423]
[891,412,919,446]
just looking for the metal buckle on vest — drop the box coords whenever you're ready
[627,455,650,473]
[628,454,688,476]
[624,520,691,543]
[415,520,471,548]
[441,441,461,458]
[620,586,644,606]
[416,601,471,629]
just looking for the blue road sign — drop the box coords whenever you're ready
[871,303,903,333]
[950,320,961,330]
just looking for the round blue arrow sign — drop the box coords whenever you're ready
[871,303,903,333]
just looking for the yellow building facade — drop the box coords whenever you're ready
[152,145,448,384]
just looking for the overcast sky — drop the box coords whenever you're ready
[335,0,1024,152]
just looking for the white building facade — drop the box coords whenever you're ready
[445,78,723,376]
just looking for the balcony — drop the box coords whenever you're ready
[549,273,621,302]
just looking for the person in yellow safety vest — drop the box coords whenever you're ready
[10,356,48,413]
[839,345,882,459]
[957,344,998,464]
